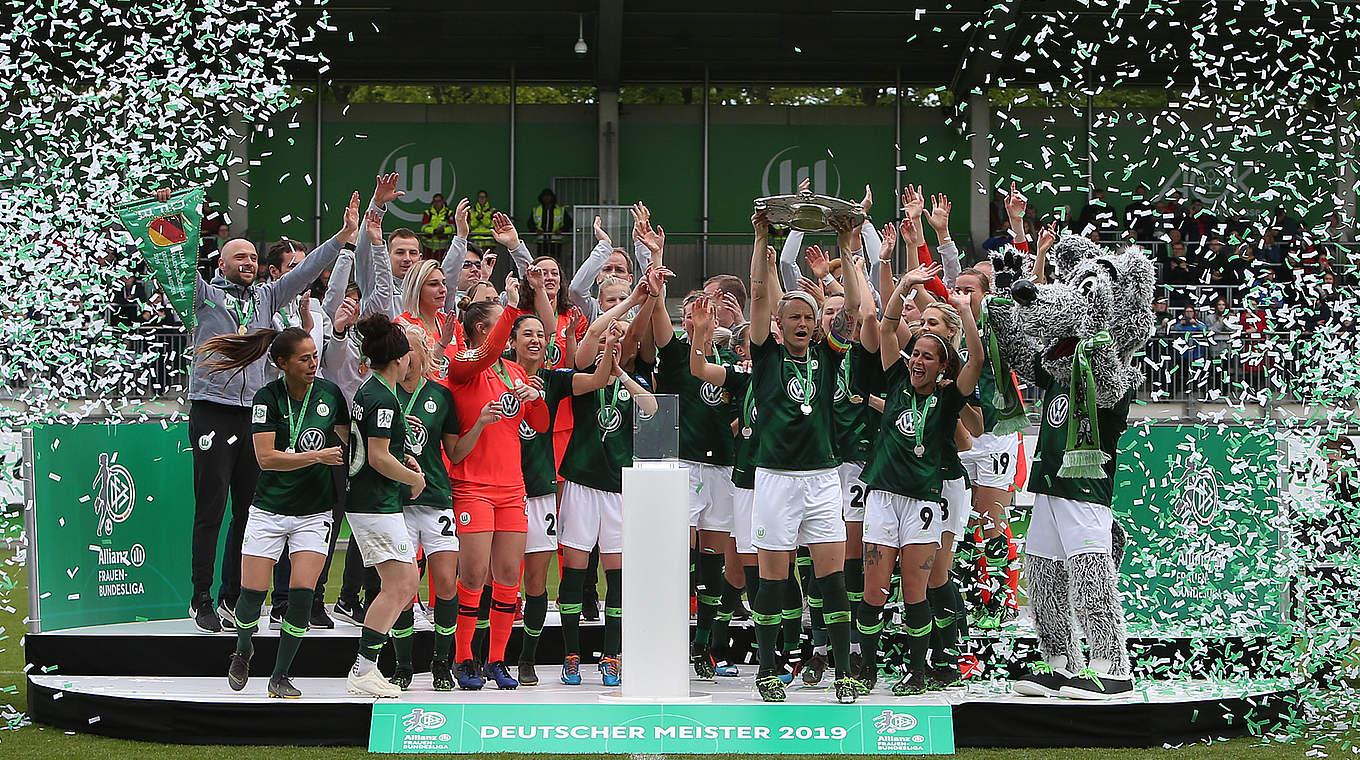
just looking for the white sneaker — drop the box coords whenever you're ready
[413,605,434,632]
[348,667,402,697]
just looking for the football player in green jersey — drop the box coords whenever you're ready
[746,209,862,704]
[203,327,349,699]
[861,265,982,697]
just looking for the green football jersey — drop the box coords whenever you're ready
[521,368,575,498]
[749,338,841,471]
[395,380,460,509]
[558,370,651,494]
[832,343,879,464]
[346,375,409,514]
[656,337,738,466]
[1027,363,1132,506]
[721,366,755,490]
[250,377,349,517]
[862,362,966,504]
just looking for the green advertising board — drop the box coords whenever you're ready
[26,424,193,632]
[369,702,954,754]
[1114,423,1284,634]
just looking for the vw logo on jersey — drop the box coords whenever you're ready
[406,419,428,455]
[699,381,726,407]
[546,341,563,367]
[519,419,537,440]
[834,373,848,403]
[298,428,326,452]
[315,401,330,418]
[785,377,815,404]
[499,391,521,418]
[895,409,916,438]
[1046,394,1070,428]
[598,406,624,435]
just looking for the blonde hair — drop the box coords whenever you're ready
[598,276,630,302]
[400,322,434,379]
[921,301,964,349]
[401,260,441,317]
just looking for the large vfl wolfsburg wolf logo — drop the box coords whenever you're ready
[92,452,135,537]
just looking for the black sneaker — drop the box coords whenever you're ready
[517,661,539,687]
[854,664,878,694]
[192,598,222,634]
[227,650,251,691]
[268,604,285,630]
[1011,660,1073,697]
[756,674,786,703]
[333,597,366,626]
[1059,668,1134,700]
[390,666,413,691]
[833,677,859,704]
[310,601,335,629]
[267,674,301,698]
[691,643,717,679]
[431,659,455,692]
[928,663,964,689]
[891,669,932,696]
[801,651,828,685]
[849,651,863,680]
[216,599,237,631]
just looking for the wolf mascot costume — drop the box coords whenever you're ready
[985,235,1154,699]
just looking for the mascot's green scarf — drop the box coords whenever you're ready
[1057,330,1113,479]
[979,299,1029,436]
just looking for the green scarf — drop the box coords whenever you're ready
[980,297,1029,436]
[1057,330,1113,479]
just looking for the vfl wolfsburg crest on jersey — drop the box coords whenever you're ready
[519,419,537,440]
[297,428,326,452]
[499,391,522,418]
[699,381,728,407]
[406,419,428,456]
[894,409,917,437]
[315,401,330,418]
[598,405,625,434]
[786,376,816,403]
[1046,393,1070,428]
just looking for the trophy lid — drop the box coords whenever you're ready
[753,190,866,233]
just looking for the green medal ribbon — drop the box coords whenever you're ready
[597,377,624,439]
[980,296,1029,436]
[741,383,755,438]
[491,360,515,391]
[282,381,314,453]
[905,390,938,457]
[229,292,257,335]
[113,187,205,330]
[1057,330,1113,479]
[400,378,425,417]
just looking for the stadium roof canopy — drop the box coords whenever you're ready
[302,0,1357,98]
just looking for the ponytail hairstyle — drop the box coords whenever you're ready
[202,326,313,378]
[355,313,411,369]
[460,300,501,346]
[399,322,433,379]
[400,260,441,317]
[519,255,571,314]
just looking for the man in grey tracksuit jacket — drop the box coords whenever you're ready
[188,229,349,629]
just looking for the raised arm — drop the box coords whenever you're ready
[322,251,353,319]
[492,211,532,278]
[441,198,470,314]
[631,202,659,272]
[567,216,614,321]
[833,218,862,320]
[879,264,940,371]
[575,277,650,370]
[925,193,961,287]
[779,229,804,293]
[1033,220,1058,284]
[1005,181,1028,247]
[686,296,729,386]
[447,305,523,383]
[749,211,774,347]
[858,226,888,354]
[268,193,356,309]
[573,331,621,394]
[950,291,984,396]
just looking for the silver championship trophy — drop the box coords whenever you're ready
[753,189,866,232]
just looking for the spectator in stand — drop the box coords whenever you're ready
[1164,242,1197,306]
[1180,199,1218,244]
[1256,228,1286,265]
[1124,185,1158,243]
[112,273,152,327]
[1270,205,1303,243]
[527,188,570,259]
[1169,304,1209,360]
[1153,298,1173,333]
[1074,189,1120,239]
[988,187,1009,237]
[1202,296,1233,358]
[981,227,1012,252]
[199,222,230,281]
[421,193,454,256]
[468,190,497,254]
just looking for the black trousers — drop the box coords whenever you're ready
[271,463,348,607]
[189,400,259,606]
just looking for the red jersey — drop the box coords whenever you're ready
[397,310,466,381]
[442,306,550,488]
[548,311,589,434]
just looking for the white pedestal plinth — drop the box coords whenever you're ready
[611,462,692,702]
